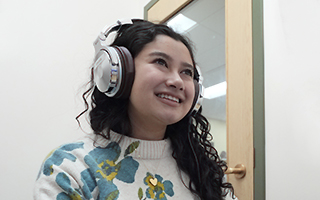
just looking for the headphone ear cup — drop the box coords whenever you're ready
[93,46,134,99]
[190,65,204,115]
[186,80,201,116]
[93,50,114,94]
[112,46,135,98]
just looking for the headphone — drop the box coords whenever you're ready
[92,19,204,115]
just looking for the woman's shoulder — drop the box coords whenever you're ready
[36,134,96,176]
[36,132,128,178]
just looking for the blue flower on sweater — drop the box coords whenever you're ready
[39,142,84,177]
[56,172,83,200]
[144,172,174,200]
[81,141,140,200]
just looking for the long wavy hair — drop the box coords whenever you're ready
[77,19,234,200]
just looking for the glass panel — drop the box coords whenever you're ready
[167,0,226,159]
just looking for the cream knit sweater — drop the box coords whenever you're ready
[34,131,236,200]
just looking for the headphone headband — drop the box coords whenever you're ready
[93,19,133,55]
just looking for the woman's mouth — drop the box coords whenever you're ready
[156,94,180,103]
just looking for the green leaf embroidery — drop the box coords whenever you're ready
[106,190,119,200]
[124,141,140,157]
[138,187,143,200]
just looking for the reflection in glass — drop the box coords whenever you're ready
[167,0,226,156]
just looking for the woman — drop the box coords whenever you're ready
[34,19,235,200]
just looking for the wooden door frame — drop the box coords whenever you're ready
[144,0,265,199]
[144,0,194,23]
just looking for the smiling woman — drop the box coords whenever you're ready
[34,19,236,200]
[129,35,195,140]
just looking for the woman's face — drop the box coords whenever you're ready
[128,34,195,128]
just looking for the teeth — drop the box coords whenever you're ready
[157,94,179,103]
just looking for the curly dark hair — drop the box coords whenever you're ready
[77,19,234,200]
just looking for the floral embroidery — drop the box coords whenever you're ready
[40,142,84,177]
[143,172,174,200]
[138,187,144,200]
[56,172,83,200]
[81,141,140,199]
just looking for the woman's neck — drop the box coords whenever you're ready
[129,115,167,141]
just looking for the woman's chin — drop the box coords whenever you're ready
[157,113,186,126]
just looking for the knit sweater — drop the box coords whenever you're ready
[34,131,236,200]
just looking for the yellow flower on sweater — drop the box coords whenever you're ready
[143,172,174,200]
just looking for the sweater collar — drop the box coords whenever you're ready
[92,131,171,160]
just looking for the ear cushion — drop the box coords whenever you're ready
[186,80,200,116]
[112,46,135,99]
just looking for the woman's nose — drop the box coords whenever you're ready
[166,72,184,91]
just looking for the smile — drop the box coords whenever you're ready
[157,94,180,103]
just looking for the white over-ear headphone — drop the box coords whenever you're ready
[92,19,204,114]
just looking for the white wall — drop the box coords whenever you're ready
[207,118,226,156]
[264,1,320,199]
[0,0,150,199]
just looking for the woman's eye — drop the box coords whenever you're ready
[182,69,194,77]
[154,58,167,67]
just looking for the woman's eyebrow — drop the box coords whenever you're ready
[149,51,194,69]
[149,51,172,61]
[182,62,194,70]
